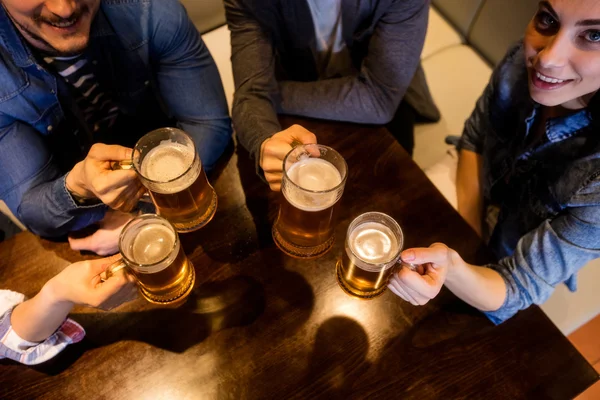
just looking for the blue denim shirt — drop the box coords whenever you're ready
[0,0,232,237]
[459,43,600,324]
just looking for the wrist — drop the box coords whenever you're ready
[66,162,94,199]
[41,277,75,307]
[444,249,467,286]
[259,137,272,165]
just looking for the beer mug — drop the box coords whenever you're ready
[272,144,348,258]
[336,212,406,299]
[131,127,217,233]
[104,214,196,305]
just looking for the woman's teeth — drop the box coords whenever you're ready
[536,71,566,84]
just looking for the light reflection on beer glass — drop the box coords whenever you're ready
[133,127,217,233]
[336,212,404,299]
[272,144,348,259]
[105,214,196,305]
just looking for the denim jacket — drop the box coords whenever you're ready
[459,43,600,324]
[0,0,232,237]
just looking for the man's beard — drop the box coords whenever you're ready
[5,5,90,57]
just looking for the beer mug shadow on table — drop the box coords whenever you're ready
[113,127,217,233]
[336,212,416,300]
[102,214,196,305]
[272,144,348,259]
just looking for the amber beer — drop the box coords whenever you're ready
[272,144,348,258]
[109,214,195,305]
[134,128,217,233]
[336,212,404,299]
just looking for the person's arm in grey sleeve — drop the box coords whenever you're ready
[277,0,428,125]
[224,0,284,164]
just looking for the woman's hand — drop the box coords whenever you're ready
[388,243,456,305]
[389,242,507,312]
[45,256,138,310]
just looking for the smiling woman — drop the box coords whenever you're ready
[388,0,600,325]
[525,0,600,109]
[1,0,100,56]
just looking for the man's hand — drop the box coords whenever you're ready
[45,256,138,311]
[259,125,317,191]
[66,144,146,212]
[388,243,454,305]
[68,210,135,256]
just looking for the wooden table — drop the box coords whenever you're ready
[0,118,597,400]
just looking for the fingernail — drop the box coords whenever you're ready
[401,250,415,261]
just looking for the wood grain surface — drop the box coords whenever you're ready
[0,117,597,400]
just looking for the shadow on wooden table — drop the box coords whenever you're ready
[282,316,372,399]
[235,145,279,249]
[27,275,265,375]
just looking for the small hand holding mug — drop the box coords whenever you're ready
[9,256,137,347]
[46,255,138,311]
[388,243,452,306]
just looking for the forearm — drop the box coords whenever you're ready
[278,77,400,125]
[229,29,282,159]
[445,260,507,312]
[279,0,427,124]
[10,283,74,342]
[19,175,106,237]
[225,0,285,159]
[456,149,484,236]
[177,118,232,171]
[147,0,232,170]
[232,93,281,162]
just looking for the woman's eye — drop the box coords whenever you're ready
[583,30,600,43]
[535,11,558,30]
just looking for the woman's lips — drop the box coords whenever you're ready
[531,70,574,90]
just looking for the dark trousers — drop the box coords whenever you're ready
[386,100,416,156]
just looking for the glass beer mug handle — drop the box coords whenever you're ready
[390,259,420,279]
[400,260,419,271]
[110,160,134,171]
[100,259,130,283]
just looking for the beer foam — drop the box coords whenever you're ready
[349,222,399,264]
[284,158,342,211]
[141,142,194,183]
[131,224,176,265]
[287,158,341,191]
